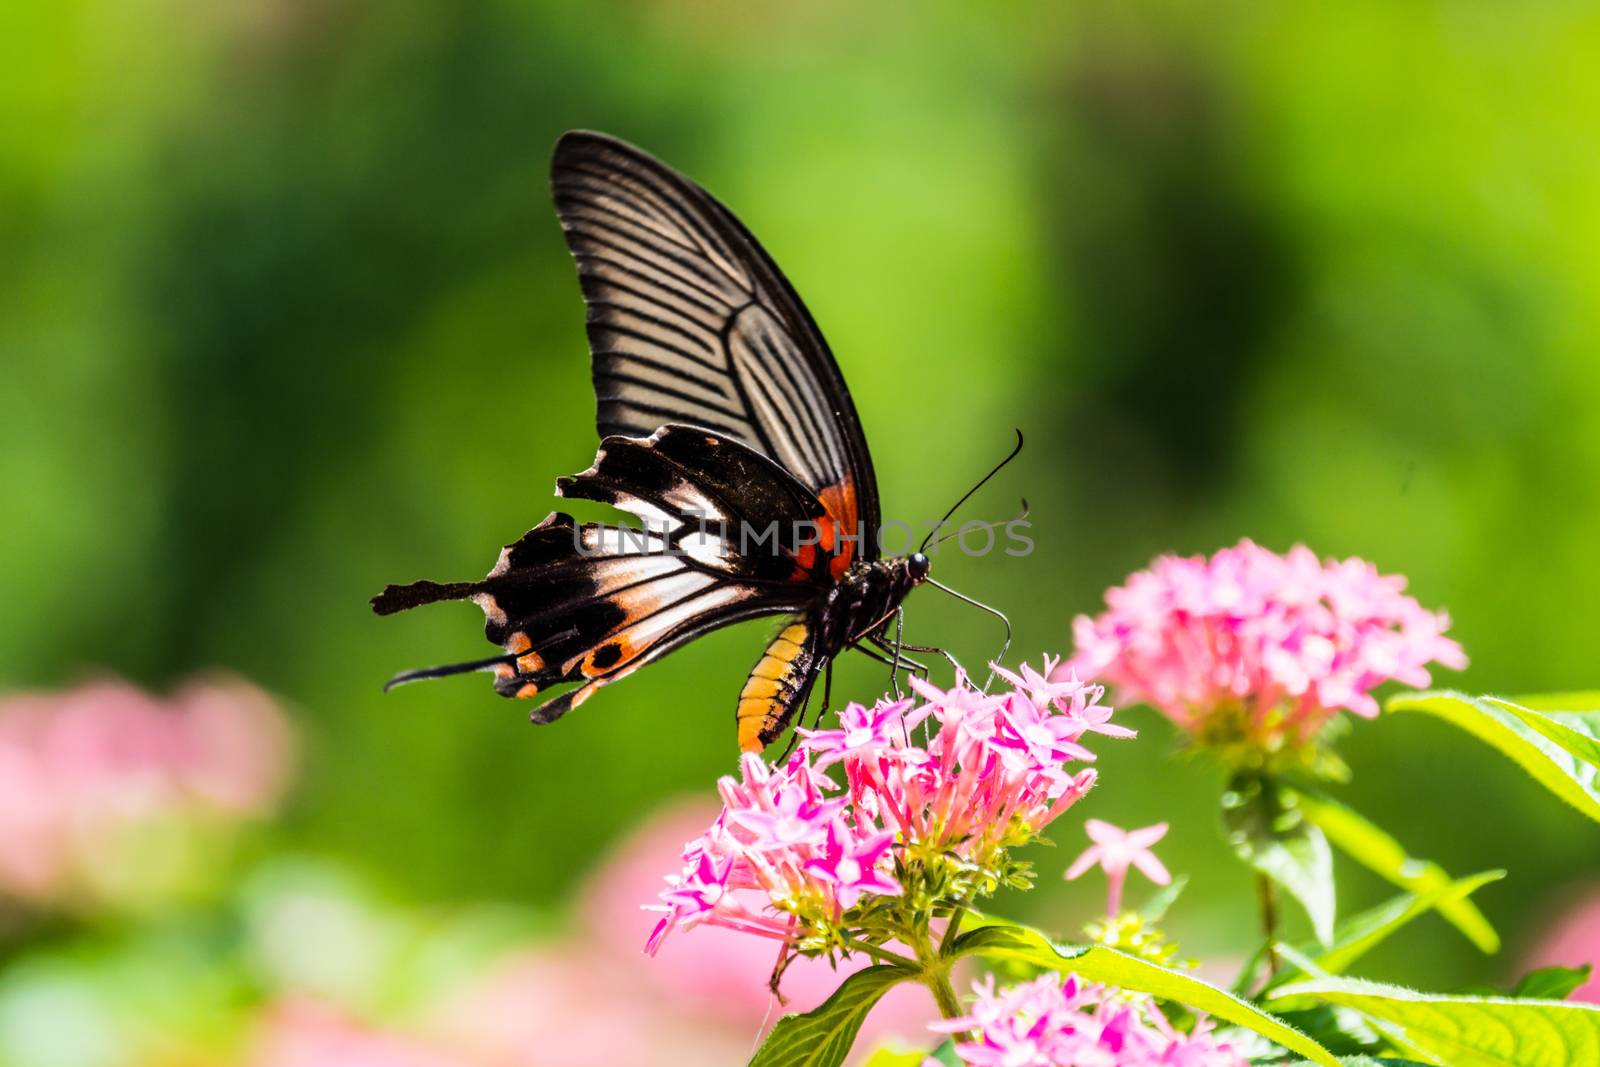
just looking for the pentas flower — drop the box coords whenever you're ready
[1065,820,1171,917]
[803,819,900,910]
[647,664,1126,961]
[0,675,293,914]
[1063,540,1466,762]
[933,973,1248,1067]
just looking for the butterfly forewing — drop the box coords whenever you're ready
[551,131,880,555]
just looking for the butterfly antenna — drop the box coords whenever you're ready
[919,430,1025,553]
[383,652,519,692]
[926,498,1029,550]
[926,578,1012,691]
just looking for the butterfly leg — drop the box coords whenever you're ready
[867,629,964,682]
[924,579,1012,690]
[853,641,930,678]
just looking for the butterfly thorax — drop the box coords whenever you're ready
[816,556,926,657]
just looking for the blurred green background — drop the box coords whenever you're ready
[5,0,1600,1001]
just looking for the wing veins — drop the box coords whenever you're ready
[591,321,727,381]
[595,369,748,423]
[563,157,747,283]
[575,249,728,317]
[566,208,746,302]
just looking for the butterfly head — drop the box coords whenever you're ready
[907,551,931,583]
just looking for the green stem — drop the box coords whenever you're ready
[840,938,917,969]
[939,905,968,955]
[1257,871,1280,977]
[912,921,965,1021]
[925,969,964,1020]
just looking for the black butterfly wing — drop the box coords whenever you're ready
[372,427,833,725]
[550,130,881,562]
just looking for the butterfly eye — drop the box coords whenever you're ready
[908,553,931,582]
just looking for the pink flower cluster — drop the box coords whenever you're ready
[0,675,293,910]
[934,974,1247,1067]
[1063,540,1467,743]
[648,663,1122,955]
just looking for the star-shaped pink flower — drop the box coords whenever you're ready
[729,781,843,852]
[1065,819,1171,916]
[799,699,920,768]
[990,692,1097,769]
[801,819,901,911]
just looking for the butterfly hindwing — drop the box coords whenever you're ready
[372,427,837,721]
[551,131,880,557]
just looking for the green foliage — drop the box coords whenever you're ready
[1292,789,1500,953]
[1509,964,1592,1001]
[748,964,919,1067]
[1084,911,1189,970]
[1386,692,1600,822]
[948,924,1340,1066]
[1275,977,1600,1067]
[1222,774,1336,945]
[1138,873,1190,924]
[1304,871,1503,979]
[1255,871,1504,1000]
[1493,698,1600,769]
[860,1041,960,1067]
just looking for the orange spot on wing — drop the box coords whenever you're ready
[818,481,860,539]
[581,637,635,678]
[790,481,858,581]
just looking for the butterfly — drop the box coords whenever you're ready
[372,131,1016,752]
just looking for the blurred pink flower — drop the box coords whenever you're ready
[251,998,463,1067]
[647,665,1118,958]
[1063,540,1466,749]
[1064,819,1171,917]
[1522,886,1600,1003]
[0,674,294,912]
[435,947,751,1067]
[173,676,295,814]
[933,973,1248,1067]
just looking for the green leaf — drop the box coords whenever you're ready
[949,924,1340,1067]
[749,964,918,1067]
[1222,774,1336,945]
[1490,699,1600,769]
[1512,691,1600,713]
[1280,1059,1434,1066]
[1138,873,1189,924]
[1292,789,1501,953]
[1256,870,1505,995]
[1274,977,1600,1067]
[859,1041,960,1067]
[1386,691,1600,822]
[1511,964,1592,1001]
[1268,1003,1389,1058]
[1308,870,1503,978]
